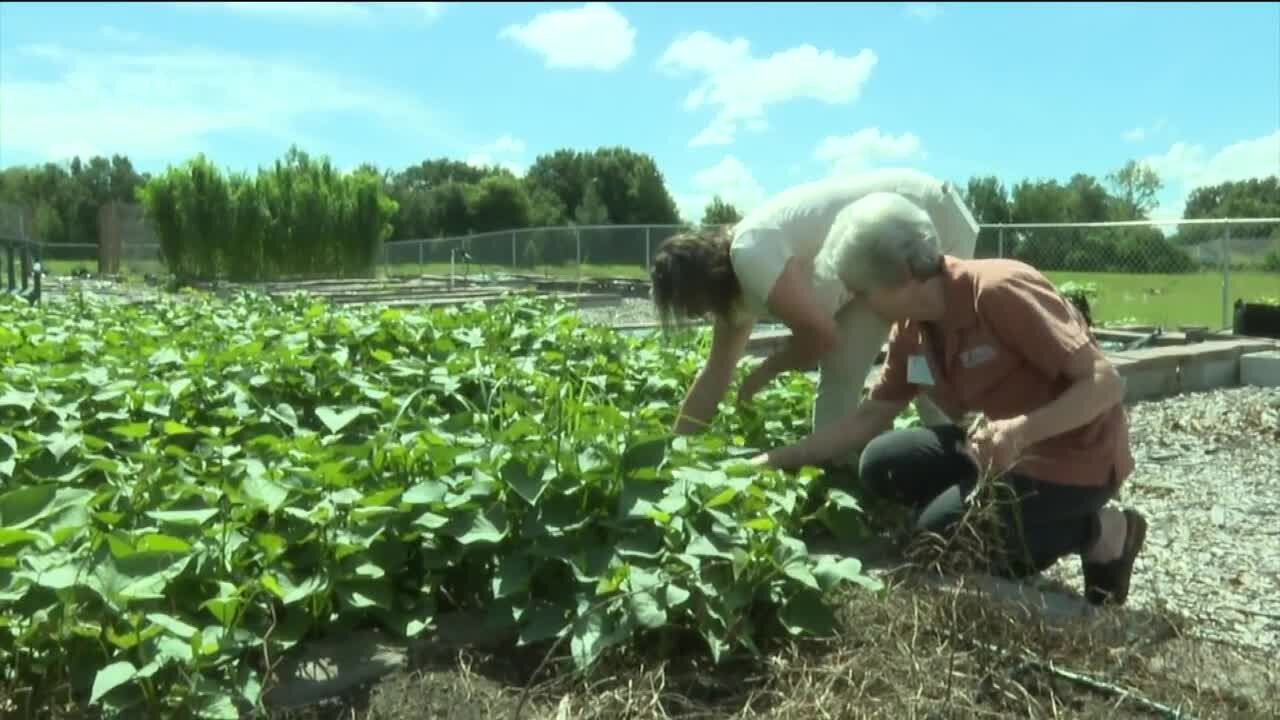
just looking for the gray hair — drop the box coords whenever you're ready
[815,191,943,293]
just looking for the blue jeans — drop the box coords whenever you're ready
[857,425,1118,578]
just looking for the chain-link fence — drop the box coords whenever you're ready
[97,201,165,277]
[0,200,165,282]
[981,219,1279,330]
[0,201,41,295]
[381,224,703,281]
[381,218,1279,330]
[5,191,1277,330]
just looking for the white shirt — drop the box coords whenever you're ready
[727,168,966,326]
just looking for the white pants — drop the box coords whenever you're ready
[811,183,980,467]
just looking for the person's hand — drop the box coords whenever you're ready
[736,365,776,406]
[965,415,1029,475]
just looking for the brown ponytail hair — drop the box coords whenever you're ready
[649,225,741,328]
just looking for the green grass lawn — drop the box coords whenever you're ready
[1046,270,1278,329]
[390,261,1276,330]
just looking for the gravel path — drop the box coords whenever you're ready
[1044,386,1280,653]
[578,297,662,326]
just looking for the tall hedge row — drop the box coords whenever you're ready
[138,148,397,281]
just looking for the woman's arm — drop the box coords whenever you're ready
[753,397,907,469]
[751,257,840,378]
[1019,343,1124,442]
[673,318,753,434]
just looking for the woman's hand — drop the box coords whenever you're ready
[736,365,777,406]
[966,415,1029,475]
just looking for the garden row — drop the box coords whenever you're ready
[0,291,883,718]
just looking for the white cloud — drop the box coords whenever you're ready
[1123,117,1167,143]
[1142,129,1280,221]
[0,43,461,167]
[813,128,926,176]
[905,3,942,22]
[466,134,528,175]
[658,31,877,147]
[674,156,766,223]
[499,3,635,71]
[175,2,445,25]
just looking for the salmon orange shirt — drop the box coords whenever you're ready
[867,257,1134,488]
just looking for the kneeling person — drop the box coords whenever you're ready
[753,193,1148,606]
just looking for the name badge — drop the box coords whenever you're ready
[907,354,935,386]
[960,344,996,369]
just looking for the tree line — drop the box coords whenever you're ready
[1,148,1276,280]
[958,163,1279,273]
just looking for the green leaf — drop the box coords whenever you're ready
[109,422,151,440]
[446,505,508,545]
[241,460,289,513]
[337,580,392,609]
[402,481,447,505]
[314,406,373,434]
[621,436,667,473]
[685,533,732,559]
[0,527,42,547]
[149,348,182,367]
[517,602,569,646]
[412,511,450,530]
[168,378,192,399]
[194,692,239,719]
[782,560,821,592]
[704,487,737,508]
[0,389,37,411]
[570,612,606,668]
[493,554,532,599]
[146,508,218,526]
[136,534,193,554]
[268,572,325,605]
[90,660,137,704]
[780,589,837,637]
[0,486,92,529]
[163,420,195,436]
[501,458,547,505]
[813,555,883,592]
[826,489,862,512]
[44,432,79,461]
[147,612,198,639]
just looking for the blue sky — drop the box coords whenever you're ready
[1,1,1277,223]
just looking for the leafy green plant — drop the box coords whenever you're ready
[0,292,882,718]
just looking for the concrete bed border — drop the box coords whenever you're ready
[732,329,1280,403]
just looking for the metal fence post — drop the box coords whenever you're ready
[19,244,30,293]
[512,231,517,272]
[1221,224,1232,330]
[4,243,13,292]
[31,255,41,305]
[644,227,651,272]
[575,228,582,282]
[418,239,424,269]
[998,227,1005,258]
